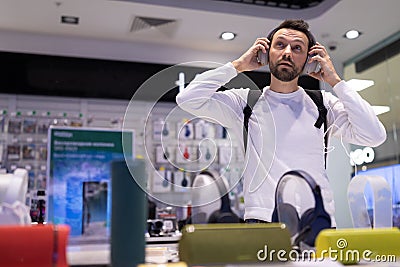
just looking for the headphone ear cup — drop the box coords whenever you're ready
[208,210,240,223]
[207,210,240,224]
[272,203,299,237]
[216,212,240,223]
[208,210,220,224]
[299,208,315,230]
[299,208,332,247]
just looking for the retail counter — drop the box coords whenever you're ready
[67,225,400,267]
[68,239,400,267]
[68,235,180,266]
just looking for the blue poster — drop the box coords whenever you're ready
[47,127,134,244]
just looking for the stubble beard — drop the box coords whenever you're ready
[269,62,302,82]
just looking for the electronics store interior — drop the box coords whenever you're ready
[0,0,399,266]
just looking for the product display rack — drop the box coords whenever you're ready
[0,93,245,223]
[0,109,85,222]
[146,106,245,216]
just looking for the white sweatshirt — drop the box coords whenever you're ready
[176,62,386,224]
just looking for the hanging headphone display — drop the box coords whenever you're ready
[271,170,331,247]
[347,174,392,228]
[196,170,240,224]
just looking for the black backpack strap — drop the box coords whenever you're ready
[304,89,327,129]
[304,89,328,168]
[243,89,262,152]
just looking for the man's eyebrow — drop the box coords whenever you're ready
[274,36,307,46]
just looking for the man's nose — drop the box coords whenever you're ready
[283,45,292,55]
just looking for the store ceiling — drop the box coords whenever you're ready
[0,0,399,130]
[0,0,398,66]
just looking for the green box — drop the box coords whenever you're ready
[179,223,292,265]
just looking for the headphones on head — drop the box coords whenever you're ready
[271,170,331,247]
[258,27,319,75]
[198,170,240,224]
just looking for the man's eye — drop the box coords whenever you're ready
[276,42,285,48]
[293,45,302,52]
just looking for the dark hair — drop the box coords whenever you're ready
[267,19,316,50]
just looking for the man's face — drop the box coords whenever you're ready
[268,28,309,82]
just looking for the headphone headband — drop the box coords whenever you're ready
[275,170,320,204]
[199,170,231,212]
[267,27,316,49]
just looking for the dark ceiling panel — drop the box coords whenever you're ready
[119,0,340,19]
[0,52,319,102]
[214,0,325,9]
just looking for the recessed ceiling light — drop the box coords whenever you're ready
[372,106,390,116]
[61,15,79,25]
[344,29,361,40]
[347,79,374,91]
[220,32,236,41]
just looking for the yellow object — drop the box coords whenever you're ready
[138,261,187,267]
[179,223,292,265]
[315,227,400,265]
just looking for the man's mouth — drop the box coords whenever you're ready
[278,62,293,68]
